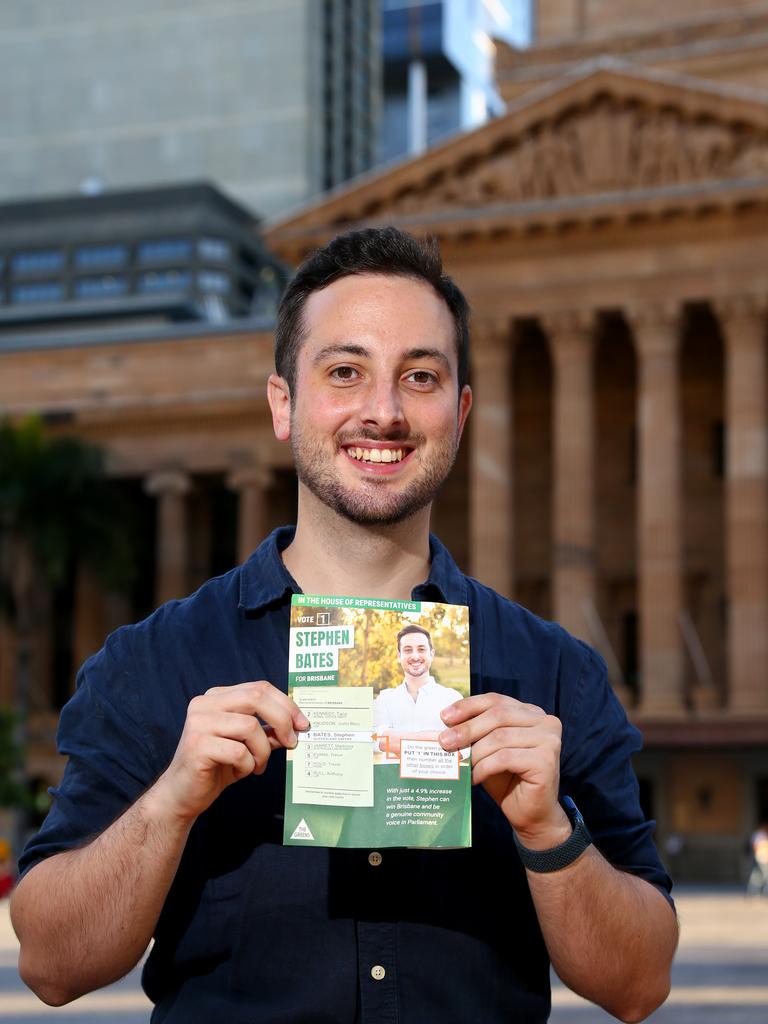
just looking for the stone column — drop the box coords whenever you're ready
[543,310,596,643]
[227,464,273,564]
[469,318,514,598]
[145,469,191,606]
[627,303,686,715]
[73,566,106,679]
[714,296,768,714]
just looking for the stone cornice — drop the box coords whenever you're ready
[540,309,595,339]
[496,4,768,74]
[710,293,768,324]
[1,390,268,428]
[269,177,768,264]
[264,63,768,265]
[636,716,768,746]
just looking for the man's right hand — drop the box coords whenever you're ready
[151,681,310,825]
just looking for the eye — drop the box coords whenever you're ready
[403,369,438,387]
[330,365,360,382]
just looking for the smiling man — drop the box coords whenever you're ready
[12,228,677,1023]
[373,624,463,758]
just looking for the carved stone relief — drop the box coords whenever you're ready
[387,96,768,213]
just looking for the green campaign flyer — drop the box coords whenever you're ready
[283,594,472,849]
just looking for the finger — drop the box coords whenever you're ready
[440,705,560,752]
[440,693,546,727]
[470,745,559,789]
[203,682,311,730]
[193,735,257,779]
[198,684,308,746]
[467,725,562,766]
[238,723,272,775]
[183,712,271,766]
[187,710,277,744]
[187,724,271,777]
[188,704,297,752]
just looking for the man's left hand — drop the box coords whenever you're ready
[439,694,571,848]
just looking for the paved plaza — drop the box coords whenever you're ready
[0,887,765,1023]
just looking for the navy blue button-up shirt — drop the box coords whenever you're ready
[21,527,671,1023]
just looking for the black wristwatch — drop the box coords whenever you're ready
[514,797,593,873]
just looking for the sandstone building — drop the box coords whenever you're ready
[2,0,768,880]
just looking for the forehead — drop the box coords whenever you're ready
[300,273,457,361]
[400,634,430,647]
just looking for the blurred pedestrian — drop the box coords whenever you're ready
[746,822,768,896]
[0,839,14,898]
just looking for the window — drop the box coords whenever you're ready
[74,244,128,270]
[137,239,193,265]
[137,269,192,294]
[74,275,129,299]
[12,249,65,275]
[197,270,230,294]
[198,237,232,262]
[11,281,65,304]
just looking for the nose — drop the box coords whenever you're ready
[361,377,406,433]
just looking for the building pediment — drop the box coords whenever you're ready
[265,61,768,259]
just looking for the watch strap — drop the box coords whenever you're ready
[514,796,593,873]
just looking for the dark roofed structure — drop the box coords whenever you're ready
[0,182,288,341]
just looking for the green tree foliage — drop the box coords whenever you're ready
[0,708,31,809]
[291,602,471,696]
[340,608,405,692]
[0,416,133,603]
[0,415,135,812]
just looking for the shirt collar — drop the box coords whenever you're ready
[399,676,438,691]
[239,526,469,612]
[238,526,299,611]
[415,534,469,606]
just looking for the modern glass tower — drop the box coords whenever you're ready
[378,0,531,163]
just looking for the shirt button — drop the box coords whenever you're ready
[371,965,386,981]
[368,851,383,867]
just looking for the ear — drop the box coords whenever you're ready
[267,373,291,442]
[457,384,472,441]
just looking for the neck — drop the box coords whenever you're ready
[282,485,432,599]
[404,674,430,698]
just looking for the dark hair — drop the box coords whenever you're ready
[275,226,470,393]
[396,624,433,650]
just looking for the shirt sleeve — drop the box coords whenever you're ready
[372,690,393,730]
[18,629,162,879]
[557,638,673,904]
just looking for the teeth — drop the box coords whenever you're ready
[347,447,406,462]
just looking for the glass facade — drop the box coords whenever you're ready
[137,239,194,264]
[12,281,65,304]
[74,244,129,270]
[12,250,65,275]
[74,276,129,299]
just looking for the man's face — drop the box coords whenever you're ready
[398,633,434,679]
[269,273,472,526]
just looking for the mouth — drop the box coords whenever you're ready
[342,444,412,465]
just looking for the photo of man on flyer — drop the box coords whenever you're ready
[373,624,468,759]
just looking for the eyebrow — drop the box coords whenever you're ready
[312,343,369,365]
[312,343,452,373]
